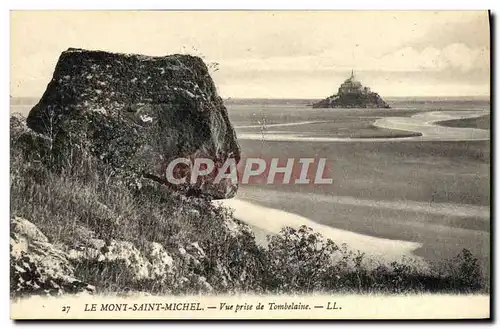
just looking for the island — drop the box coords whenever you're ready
[312,70,390,108]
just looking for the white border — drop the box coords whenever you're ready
[2,1,498,10]
[2,1,497,328]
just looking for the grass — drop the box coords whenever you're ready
[10,115,489,295]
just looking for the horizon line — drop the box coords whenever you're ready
[10,95,491,100]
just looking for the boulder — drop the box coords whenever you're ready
[26,48,240,199]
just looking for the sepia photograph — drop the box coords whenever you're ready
[9,9,491,320]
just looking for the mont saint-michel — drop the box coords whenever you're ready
[313,70,390,108]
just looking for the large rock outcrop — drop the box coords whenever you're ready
[26,48,240,199]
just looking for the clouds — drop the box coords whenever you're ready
[214,41,490,98]
[10,10,490,98]
[369,43,489,73]
[219,42,489,74]
[409,14,490,50]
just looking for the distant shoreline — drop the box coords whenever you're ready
[436,114,490,131]
[223,96,490,104]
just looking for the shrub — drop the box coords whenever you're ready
[263,226,486,294]
[265,225,339,293]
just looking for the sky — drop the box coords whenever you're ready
[10,11,490,99]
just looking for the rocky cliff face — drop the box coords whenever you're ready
[27,48,240,199]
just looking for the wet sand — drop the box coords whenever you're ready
[236,110,490,142]
[224,108,490,274]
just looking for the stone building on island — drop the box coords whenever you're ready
[312,70,390,108]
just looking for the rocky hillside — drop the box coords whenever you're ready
[11,49,261,296]
[11,108,264,297]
